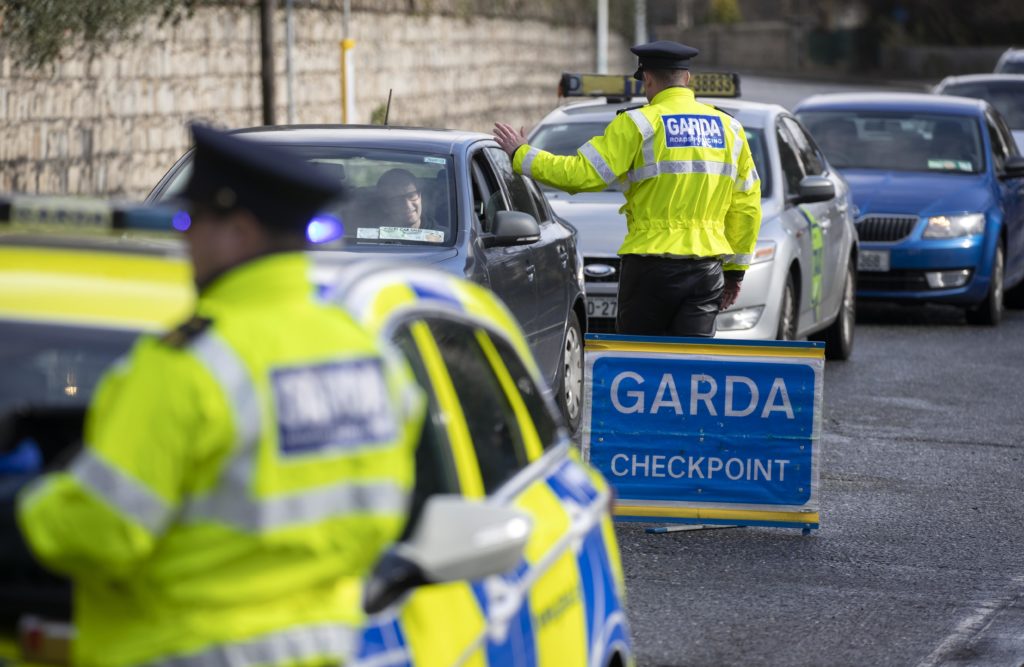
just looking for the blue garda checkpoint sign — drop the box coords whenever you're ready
[582,334,824,531]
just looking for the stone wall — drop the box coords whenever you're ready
[0,6,631,198]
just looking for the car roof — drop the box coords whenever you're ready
[936,73,1024,87]
[796,91,987,114]
[229,125,491,154]
[0,239,193,331]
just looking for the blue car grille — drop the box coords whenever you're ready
[858,270,930,291]
[856,215,919,242]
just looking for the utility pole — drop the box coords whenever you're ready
[260,0,276,126]
[635,0,648,46]
[597,0,608,73]
[286,0,295,124]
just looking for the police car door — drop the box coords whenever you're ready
[470,148,540,345]
[378,313,601,666]
[776,120,827,331]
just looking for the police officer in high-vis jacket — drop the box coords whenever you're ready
[495,41,762,337]
[12,125,424,667]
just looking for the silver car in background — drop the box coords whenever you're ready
[528,93,858,359]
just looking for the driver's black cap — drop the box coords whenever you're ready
[631,40,700,80]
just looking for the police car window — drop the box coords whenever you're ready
[389,322,461,534]
[782,117,825,176]
[744,129,772,198]
[472,151,507,234]
[487,332,562,449]
[775,123,805,196]
[155,146,457,248]
[798,110,985,174]
[0,320,138,414]
[425,318,530,492]
[485,147,541,223]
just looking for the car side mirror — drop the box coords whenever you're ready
[362,495,531,614]
[1001,155,1024,179]
[791,175,836,205]
[484,210,540,247]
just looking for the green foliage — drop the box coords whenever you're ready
[370,103,388,126]
[0,0,199,69]
[709,0,741,25]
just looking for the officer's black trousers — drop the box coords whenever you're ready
[616,255,724,337]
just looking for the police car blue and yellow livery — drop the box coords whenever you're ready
[327,263,633,667]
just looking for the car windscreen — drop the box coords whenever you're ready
[997,60,1024,74]
[0,320,139,414]
[939,81,1024,129]
[798,110,985,174]
[529,122,626,192]
[156,146,457,248]
[530,121,770,197]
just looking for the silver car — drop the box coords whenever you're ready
[528,95,859,359]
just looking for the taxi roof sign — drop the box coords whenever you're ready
[559,71,740,100]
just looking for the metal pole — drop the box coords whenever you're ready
[635,0,648,46]
[259,0,275,126]
[286,0,295,124]
[597,0,608,73]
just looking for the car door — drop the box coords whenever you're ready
[986,110,1024,286]
[774,120,819,332]
[780,116,850,327]
[470,147,540,349]
[369,312,609,666]
[484,146,568,378]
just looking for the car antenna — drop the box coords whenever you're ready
[384,89,393,126]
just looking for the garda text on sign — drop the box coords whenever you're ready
[582,335,824,530]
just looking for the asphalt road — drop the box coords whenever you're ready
[615,76,1024,667]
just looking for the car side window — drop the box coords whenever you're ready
[776,123,805,197]
[425,318,531,492]
[782,117,825,176]
[994,113,1020,156]
[472,151,507,233]
[485,147,541,222]
[986,113,1012,171]
[389,322,462,535]
[488,332,562,449]
[524,178,553,225]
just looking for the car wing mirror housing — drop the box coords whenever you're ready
[792,175,836,205]
[484,210,540,247]
[362,495,531,614]
[1001,155,1024,179]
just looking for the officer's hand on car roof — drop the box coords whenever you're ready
[493,123,527,158]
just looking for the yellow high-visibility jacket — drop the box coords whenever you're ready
[18,253,424,667]
[514,86,762,272]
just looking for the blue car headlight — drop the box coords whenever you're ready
[922,213,984,239]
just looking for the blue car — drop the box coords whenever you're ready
[795,93,1024,324]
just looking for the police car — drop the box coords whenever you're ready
[528,73,859,359]
[0,196,632,667]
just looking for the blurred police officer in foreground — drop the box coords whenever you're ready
[11,125,423,667]
[495,41,762,337]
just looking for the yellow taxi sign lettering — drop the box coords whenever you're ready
[559,71,740,99]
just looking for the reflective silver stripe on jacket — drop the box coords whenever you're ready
[181,330,408,531]
[579,141,617,185]
[626,109,657,166]
[520,146,541,178]
[734,167,760,192]
[723,253,754,266]
[728,117,745,165]
[69,449,173,535]
[142,623,356,667]
[628,159,737,183]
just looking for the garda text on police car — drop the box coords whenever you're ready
[584,341,822,515]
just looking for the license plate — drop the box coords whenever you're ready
[858,249,890,272]
[586,296,618,319]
